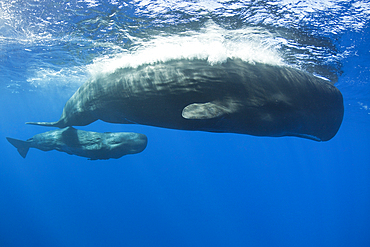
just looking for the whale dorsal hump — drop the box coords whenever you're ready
[182,99,241,120]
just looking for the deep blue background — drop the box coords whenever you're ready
[1,1,370,246]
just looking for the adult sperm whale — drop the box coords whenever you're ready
[6,127,147,160]
[27,58,344,141]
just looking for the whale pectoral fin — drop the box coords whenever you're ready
[182,102,225,119]
[182,100,241,120]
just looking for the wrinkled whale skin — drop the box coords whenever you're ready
[28,59,344,141]
[6,127,148,160]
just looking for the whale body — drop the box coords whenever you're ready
[27,59,344,141]
[6,127,147,160]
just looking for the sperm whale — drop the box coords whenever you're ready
[27,58,344,141]
[7,127,147,160]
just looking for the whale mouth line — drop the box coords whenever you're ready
[286,132,322,142]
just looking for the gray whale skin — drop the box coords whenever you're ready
[27,59,344,141]
[6,127,147,160]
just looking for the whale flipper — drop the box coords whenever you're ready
[6,137,30,158]
[182,100,241,120]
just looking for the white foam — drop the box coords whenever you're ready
[87,22,285,76]
[21,22,286,91]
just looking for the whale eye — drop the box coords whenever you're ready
[271,94,291,107]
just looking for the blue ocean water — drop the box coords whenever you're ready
[1,0,369,246]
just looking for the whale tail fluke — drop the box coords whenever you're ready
[26,120,63,127]
[6,137,30,158]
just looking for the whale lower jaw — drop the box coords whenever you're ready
[286,133,323,142]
